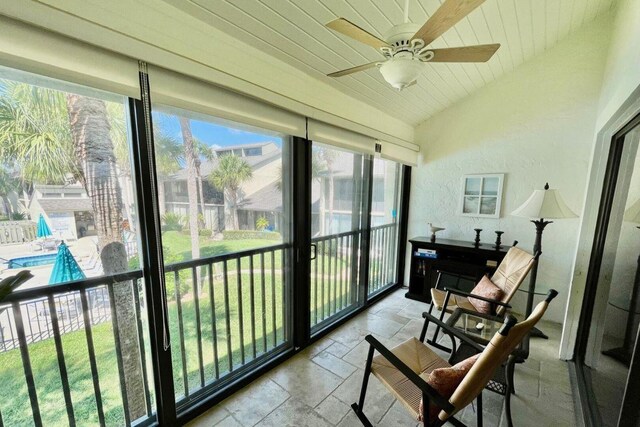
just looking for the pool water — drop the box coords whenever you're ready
[6,254,57,269]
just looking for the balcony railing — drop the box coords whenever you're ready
[0,226,398,426]
[0,271,154,427]
[163,243,290,407]
[310,230,359,329]
[368,223,398,296]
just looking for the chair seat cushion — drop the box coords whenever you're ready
[371,337,450,419]
[467,275,505,314]
[418,353,481,422]
[431,288,476,312]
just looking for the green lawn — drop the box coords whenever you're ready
[0,235,356,426]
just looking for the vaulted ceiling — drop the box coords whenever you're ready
[162,0,616,126]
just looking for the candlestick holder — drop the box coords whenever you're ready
[473,228,482,247]
[494,231,504,249]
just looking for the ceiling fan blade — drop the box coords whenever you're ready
[327,62,379,77]
[326,18,389,49]
[406,80,418,88]
[426,44,500,62]
[412,0,485,46]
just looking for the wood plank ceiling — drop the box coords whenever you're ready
[163,0,616,125]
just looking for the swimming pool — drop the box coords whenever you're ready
[6,254,57,269]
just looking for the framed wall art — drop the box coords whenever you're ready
[460,174,504,218]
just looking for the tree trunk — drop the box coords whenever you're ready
[196,162,207,230]
[66,94,146,420]
[327,171,335,233]
[224,189,240,230]
[157,177,167,216]
[179,117,201,261]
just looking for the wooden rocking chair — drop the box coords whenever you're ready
[351,290,558,427]
[427,245,539,349]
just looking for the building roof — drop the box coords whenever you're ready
[239,182,282,212]
[170,148,281,181]
[213,141,276,153]
[38,198,93,212]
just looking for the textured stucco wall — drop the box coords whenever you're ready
[406,15,612,323]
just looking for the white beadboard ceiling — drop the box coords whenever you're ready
[163,0,616,126]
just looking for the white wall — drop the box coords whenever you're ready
[406,15,612,324]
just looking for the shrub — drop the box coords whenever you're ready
[162,212,184,232]
[222,230,281,241]
[198,229,213,237]
[128,247,190,300]
[10,212,26,220]
[256,216,269,231]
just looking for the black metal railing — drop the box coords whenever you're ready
[163,243,291,407]
[368,223,398,296]
[0,271,155,427]
[310,230,360,329]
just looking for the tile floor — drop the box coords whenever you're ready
[187,288,576,426]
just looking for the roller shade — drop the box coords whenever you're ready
[307,119,376,155]
[148,65,306,138]
[377,140,418,166]
[0,16,140,99]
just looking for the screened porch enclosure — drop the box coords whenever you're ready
[0,56,411,426]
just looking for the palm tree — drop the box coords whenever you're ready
[0,168,20,217]
[0,81,147,420]
[178,117,201,261]
[152,123,183,216]
[209,154,253,230]
[194,139,215,230]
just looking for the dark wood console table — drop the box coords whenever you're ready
[406,237,509,303]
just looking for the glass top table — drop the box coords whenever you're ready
[446,308,506,345]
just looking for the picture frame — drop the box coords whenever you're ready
[460,174,504,218]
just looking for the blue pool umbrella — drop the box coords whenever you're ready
[36,214,52,238]
[49,241,86,285]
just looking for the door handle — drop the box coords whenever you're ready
[310,244,317,260]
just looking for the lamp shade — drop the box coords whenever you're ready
[512,184,578,219]
[624,199,640,224]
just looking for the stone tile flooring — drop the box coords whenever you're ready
[187,289,576,426]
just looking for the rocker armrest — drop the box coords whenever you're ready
[421,312,485,353]
[364,335,455,414]
[443,287,512,308]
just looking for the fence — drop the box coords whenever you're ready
[0,221,37,244]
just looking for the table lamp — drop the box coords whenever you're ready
[512,183,578,338]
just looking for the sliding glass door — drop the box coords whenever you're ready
[149,105,293,409]
[309,142,367,331]
[368,158,402,296]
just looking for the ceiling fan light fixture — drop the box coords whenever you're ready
[379,57,423,90]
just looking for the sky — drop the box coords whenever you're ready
[153,112,283,149]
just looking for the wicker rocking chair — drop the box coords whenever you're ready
[351,290,558,427]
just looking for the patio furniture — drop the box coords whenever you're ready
[426,245,539,349]
[351,290,558,427]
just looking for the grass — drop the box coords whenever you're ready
[0,236,359,426]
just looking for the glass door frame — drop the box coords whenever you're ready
[573,110,640,426]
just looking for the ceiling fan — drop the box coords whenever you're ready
[325,0,500,91]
